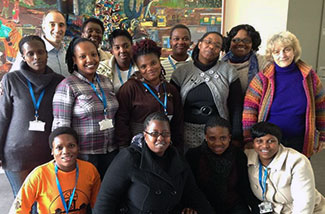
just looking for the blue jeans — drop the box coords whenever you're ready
[5,169,31,198]
[5,169,38,214]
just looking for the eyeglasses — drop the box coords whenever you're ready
[144,131,171,138]
[202,39,222,49]
[231,38,252,44]
[272,47,293,56]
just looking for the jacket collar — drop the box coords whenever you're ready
[247,144,287,171]
[131,133,185,187]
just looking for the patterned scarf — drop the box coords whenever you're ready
[222,51,259,84]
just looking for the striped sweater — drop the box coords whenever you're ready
[243,60,325,157]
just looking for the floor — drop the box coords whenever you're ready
[0,150,324,213]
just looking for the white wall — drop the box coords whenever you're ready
[223,0,289,54]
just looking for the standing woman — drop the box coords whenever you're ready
[52,37,119,179]
[171,32,243,149]
[243,31,325,157]
[0,35,64,197]
[114,39,184,151]
[222,24,268,91]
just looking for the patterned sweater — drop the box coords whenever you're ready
[243,60,325,157]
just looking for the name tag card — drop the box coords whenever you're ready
[29,120,45,132]
[99,119,113,131]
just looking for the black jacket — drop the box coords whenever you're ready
[94,134,215,214]
[186,141,260,214]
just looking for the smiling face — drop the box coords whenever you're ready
[272,42,295,67]
[170,28,191,59]
[42,11,66,48]
[111,35,133,70]
[205,126,231,155]
[52,134,78,172]
[136,53,162,86]
[81,22,103,48]
[253,134,279,166]
[73,41,99,81]
[198,33,223,64]
[230,29,252,58]
[22,40,48,73]
[144,120,171,157]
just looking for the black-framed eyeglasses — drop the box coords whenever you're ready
[144,131,171,138]
[231,38,252,44]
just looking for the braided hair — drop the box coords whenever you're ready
[132,39,162,63]
[65,37,98,73]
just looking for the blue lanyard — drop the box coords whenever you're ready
[116,63,132,85]
[27,80,45,119]
[168,55,177,70]
[259,163,268,201]
[89,75,108,116]
[55,163,79,214]
[142,82,168,115]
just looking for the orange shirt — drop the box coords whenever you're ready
[11,159,101,214]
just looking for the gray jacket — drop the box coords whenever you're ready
[171,61,239,120]
[0,62,64,171]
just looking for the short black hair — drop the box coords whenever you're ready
[143,112,170,131]
[49,127,79,149]
[81,17,104,34]
[65,37,98,73]
[251,122,282,142]
[169,24,191,39]
[204,116,231,134]
[19,35,46,55]
[108,29,133,47]
[224,24,261,53]
[191,31,224,61]
[132,38,162,63]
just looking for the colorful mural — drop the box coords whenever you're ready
[0,0,223,74]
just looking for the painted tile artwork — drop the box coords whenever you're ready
[0,0,223,75]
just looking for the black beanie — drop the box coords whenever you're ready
[49,127,79,149]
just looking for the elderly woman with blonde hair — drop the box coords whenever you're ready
[243,31,325,157]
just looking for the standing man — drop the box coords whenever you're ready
[10,10,70,77]
[97,29,137,92]
[81,17,112,61]
[161,24,192,81]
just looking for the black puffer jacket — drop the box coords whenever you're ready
[94,133,215,214]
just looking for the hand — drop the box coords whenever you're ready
[181,208,198,214]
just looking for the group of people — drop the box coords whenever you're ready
[1,8,325,214]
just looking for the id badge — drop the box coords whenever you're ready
[29,120,45,132]
[167,115,173,121]
[99,119,113,131]
[258,201,273,214]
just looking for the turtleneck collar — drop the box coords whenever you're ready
[193,54,219,72]
[20,61,55,92]
[274,61,298,73]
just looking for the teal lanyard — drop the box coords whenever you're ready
[168,55,176,70]
[116,64,132,85]
[259,163,268,201]
[89,74,108,117]
[55,163,79,214]
[142,82,168,115]
[27,80,45,120]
